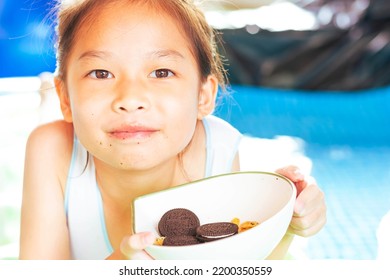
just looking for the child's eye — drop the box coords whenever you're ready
[150,69,174,78]
[88,70,114,79]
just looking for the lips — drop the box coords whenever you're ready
[108,125,159,140]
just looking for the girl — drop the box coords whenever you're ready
[20,0,326,260]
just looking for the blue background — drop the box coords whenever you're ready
[0,0,56,77]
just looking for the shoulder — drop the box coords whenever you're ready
[25,120,74,189]
[203,115,242,172]
[26,120,73,153]
[27,120,73,143]
[203,115,242,145]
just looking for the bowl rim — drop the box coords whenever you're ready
[131,170,295,235]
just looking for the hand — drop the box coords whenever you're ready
[111,232,156,260]
[276,165,326,237]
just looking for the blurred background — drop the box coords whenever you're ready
[1,0,389,259]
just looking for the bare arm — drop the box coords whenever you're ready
[19,121,73,259]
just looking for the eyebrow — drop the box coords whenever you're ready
[77,49,185,61]
[78,50,113,61]
[146,49,185,60]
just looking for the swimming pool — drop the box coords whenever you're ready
[1,79,389,259]
[216,85,390,259]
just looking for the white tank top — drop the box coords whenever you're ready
[65,115,242,259]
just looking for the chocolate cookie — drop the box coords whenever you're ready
[158,208,200,237]
[196,222,239,242]
[162,235,202,246]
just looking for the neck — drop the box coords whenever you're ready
[94,157,184,208]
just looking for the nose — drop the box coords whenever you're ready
[112,79,150,113]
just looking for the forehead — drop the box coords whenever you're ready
[70,1,196,61]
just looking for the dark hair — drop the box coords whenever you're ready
[54,0,228,90]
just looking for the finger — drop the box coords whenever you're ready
[276,166,311,200]
[276,165,305,183]
[294,175,320,198]
[289,202,327,237]
[120,232,155,260]
[288,210,327,237]
[294,181,324,216]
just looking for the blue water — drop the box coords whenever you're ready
[216,85,390,259]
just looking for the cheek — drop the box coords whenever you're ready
[71,103,98,128]
[161,99,198,146]
[164,97,198,125]
[69,87,105,120]
[175,113,198,149]
[69,97,105,145]
[161,86,200,115]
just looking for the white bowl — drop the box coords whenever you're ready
[132,171,296,259]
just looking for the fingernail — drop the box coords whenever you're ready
[294,169,304,179]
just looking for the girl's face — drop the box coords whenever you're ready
[57,2,217,171]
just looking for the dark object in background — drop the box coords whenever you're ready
[219,0,390,91]
[1,0,390,91]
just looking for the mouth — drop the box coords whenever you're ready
[108,125,159,140]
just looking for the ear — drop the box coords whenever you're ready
[197,75,218,119]
[54,77,73,123]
